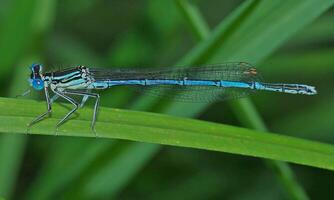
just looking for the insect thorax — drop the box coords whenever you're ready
[45,66,94,90]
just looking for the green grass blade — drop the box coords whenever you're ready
[0,97,334,171]
[80,143,159,199]
[175,0,210,40]
[181,0,334,65]
[287,14,334,46]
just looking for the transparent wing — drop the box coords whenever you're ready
[89,62,262,102]
[134,85,252,102]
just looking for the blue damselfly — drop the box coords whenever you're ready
[24,62,317,135]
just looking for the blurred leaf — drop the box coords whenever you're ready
[287,14,334,46]
[108,31,155,66]
[147,0,182,35]
[77,143,158,199]
[0,0,39,78]
[58,0,100,17]
[146,170,227,200]
[25,138,112,200]
[175,0,210,40]
[46,34,103,66]
[180,0,334,65]
[260,48,334,78]
[32,0,57,34]
[0,134,25,198]
[272,95,334,141]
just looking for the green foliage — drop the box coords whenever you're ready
[0,0,334,199]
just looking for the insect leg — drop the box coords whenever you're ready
[62,90,100,136]
[52,88,79,134]
[28,86,52,132]
[79,92,90,108]
[50,94,59,104]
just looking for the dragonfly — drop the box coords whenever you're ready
[24,62,317,135]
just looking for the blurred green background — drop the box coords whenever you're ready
[0,0,333,199]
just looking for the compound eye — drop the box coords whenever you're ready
[34,65,40,72]
[31,64,42,73]
[32,79,44,90]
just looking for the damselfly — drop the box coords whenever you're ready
[24,62,317,135]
